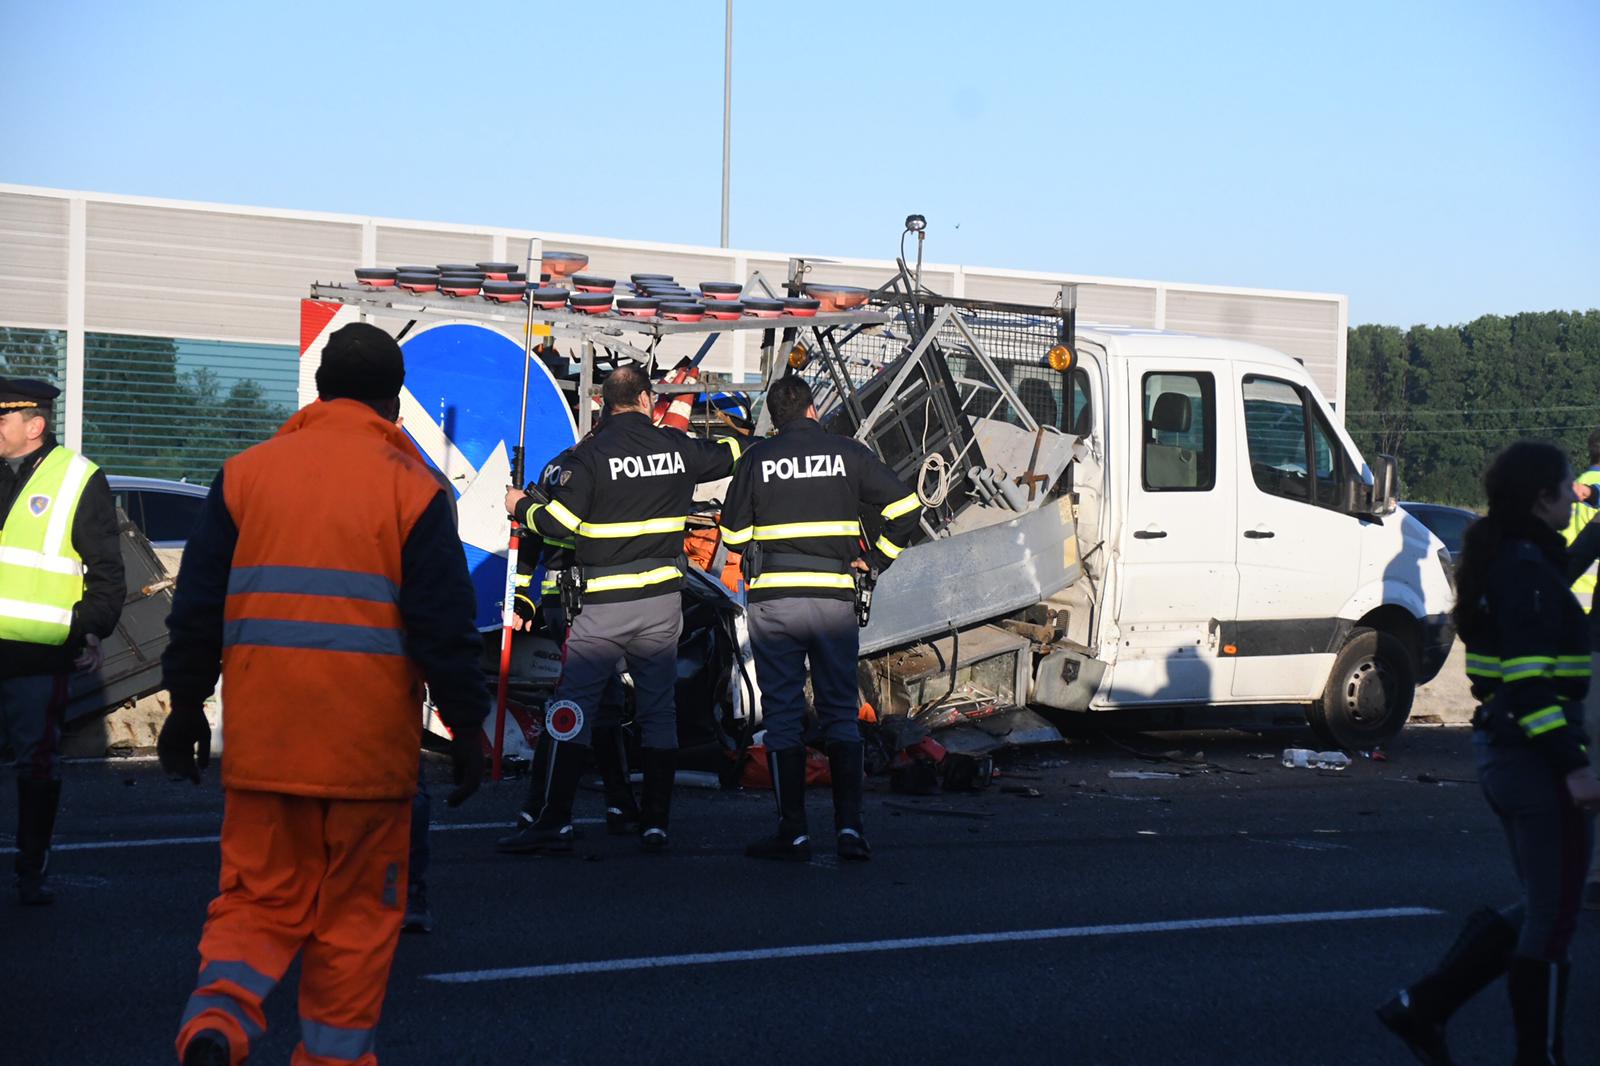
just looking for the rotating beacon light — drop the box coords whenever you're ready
[1053,282,1079,370]
[903,214,928,295]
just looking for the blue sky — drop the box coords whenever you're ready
[2,0,1595,327]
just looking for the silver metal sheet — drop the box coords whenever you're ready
[859,498,1082,655]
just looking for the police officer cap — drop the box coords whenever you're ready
[315,323,406,402]
[0,378,61,411]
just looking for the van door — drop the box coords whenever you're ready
[1106,362,1237,703]
[1230,369,1363,698]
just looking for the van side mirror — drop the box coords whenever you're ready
[1368,454,1398,516]
[1345,455,1399,517]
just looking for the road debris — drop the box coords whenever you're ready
[882,801,995,820]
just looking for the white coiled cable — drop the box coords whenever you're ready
[918,452,951,507]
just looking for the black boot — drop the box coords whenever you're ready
[746,746,811,861]
[402,879,433,934]
[1377,906,1517,1065]
[182,1029,231,1066]
[826,741,872,861]
[15,779,61,906]
[499,733,550,838]
[638,747,676,852]
[496,739,586,854]
[1551,962,1569,1066]
[593,726,640,835]
[1508,957,1560,1065]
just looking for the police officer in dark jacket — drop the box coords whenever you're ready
[500,366,739,851]
[1380,441,1600,1066]
[0,378,124,904]
[719,375,919,862]
[497,442,641,851]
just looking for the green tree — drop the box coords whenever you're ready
[1346,310,1600,507]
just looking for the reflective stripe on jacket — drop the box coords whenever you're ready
[0,447,95,645]
[218,400,443,799]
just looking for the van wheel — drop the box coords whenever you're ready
[1308,627,1414,751]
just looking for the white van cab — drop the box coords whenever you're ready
[1002,325,1455,749]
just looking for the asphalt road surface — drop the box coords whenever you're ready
[3,725,1596,1065]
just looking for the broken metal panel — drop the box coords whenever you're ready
[65,516,173,723]
[1030,646,1110,713]
[820,341,979,536]
[859,498,1083,656]
[935,708,1066,756]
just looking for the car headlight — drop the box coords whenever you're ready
[1436,547,1455,596]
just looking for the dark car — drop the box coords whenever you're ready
[1401,501,1478,564]
[107,475,209,549]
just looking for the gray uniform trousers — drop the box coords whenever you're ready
[552,593,681,749]
[544,602,627,727]
[1475,732,1596,960]
[748,596,860,751]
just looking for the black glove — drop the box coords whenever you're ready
[447,726,486,807]
[513,592,537,627]
[158,701,212,784]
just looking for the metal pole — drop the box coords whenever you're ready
[720,0,732,248]
[491,237,543,782]
[578,338,595,437]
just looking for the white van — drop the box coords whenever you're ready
[977,325,1456,748]
[854,312,1456,751]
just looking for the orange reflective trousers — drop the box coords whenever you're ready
[175,789,410,1066]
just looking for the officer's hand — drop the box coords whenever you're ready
[849,559,870,573]
[158,702,212,784]
[504,487,527,518]
[72,633,103,673]
[512,593,538,632]
[447,727,486,807]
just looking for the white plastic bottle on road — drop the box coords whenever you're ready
[1281,748,1352,770]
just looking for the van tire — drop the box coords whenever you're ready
[1308,627,1414,751]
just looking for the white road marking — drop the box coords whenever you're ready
[0,819,601,854]
[424,907,1443,984]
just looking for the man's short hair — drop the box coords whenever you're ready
[602,366,652,412]
[1587,427,1600,466]
[765,374,814,428]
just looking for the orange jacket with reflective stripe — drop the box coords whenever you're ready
[219,400,442,799]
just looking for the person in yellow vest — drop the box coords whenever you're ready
[1562,429,1600,911]
[0,377,125,906]
[1560,429,1600,609]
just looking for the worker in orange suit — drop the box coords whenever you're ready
[156,322,489,1066]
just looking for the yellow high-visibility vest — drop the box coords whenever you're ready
[1563,467,1600,596]
[0,447,95,645]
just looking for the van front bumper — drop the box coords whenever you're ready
[1418,613,1455,685]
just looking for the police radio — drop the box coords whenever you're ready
[558,565,585,618]
[853,565,878,629]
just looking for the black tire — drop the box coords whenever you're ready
[1308,627,1415,751]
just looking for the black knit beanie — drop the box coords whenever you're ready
[316,323,405,402]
